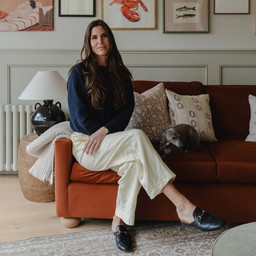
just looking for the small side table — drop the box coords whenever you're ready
[212,222,256,256]
[18,133,55,202]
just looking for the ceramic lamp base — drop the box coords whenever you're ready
[31,100,65,135]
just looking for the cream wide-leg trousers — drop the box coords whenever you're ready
[71,129,176,226]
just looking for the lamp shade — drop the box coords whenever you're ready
[18,70,67,135]
[18,70,67,100]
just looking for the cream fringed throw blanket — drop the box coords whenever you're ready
[26,121,73,185]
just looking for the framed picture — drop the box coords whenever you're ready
[101,0,157,30]
[254,0,256,34]
[0,0,54,31]
[59,0,96,17]
[214,0,250,14]
[163,0,209,33]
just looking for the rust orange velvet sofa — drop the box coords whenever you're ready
[55,81,256,227]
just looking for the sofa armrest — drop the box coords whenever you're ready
[54,138,73,217]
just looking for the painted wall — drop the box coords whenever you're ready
[0,0,256,51]
[1,0,256,173]
[1,0,256,110]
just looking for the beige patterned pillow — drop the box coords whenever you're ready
[245,94,256,141]
[126,83,171,142]
[165,89,217,142]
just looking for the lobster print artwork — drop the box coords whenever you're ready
[109,0,148,22]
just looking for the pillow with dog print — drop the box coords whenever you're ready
[126,83,171,142]
[245,94,256,141]
[165,89,217,142]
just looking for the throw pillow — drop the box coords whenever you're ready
[126,83,171,142]
[245,94,256,141]
[165,89,217,142]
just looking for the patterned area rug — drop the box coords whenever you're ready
[0,221,236,256]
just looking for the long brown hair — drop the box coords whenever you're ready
[79,19,132,109]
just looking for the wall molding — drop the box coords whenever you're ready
[127,64,209,84]
[2,49,256,54]
[7,64,72,104]
[219,65,256,85]
[1,49,256,105]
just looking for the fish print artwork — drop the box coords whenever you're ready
[173,3,199,23]
[176,13,196,19]
[176,6,196,12]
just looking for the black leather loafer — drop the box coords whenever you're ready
[113,225,132,252]
[181,207,225,231]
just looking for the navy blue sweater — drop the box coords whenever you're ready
[67,63,135,135]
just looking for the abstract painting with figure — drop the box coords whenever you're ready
[0,0,54,31]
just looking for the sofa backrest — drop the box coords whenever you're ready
[133,80,204,95]
[204,85,256,139]
[133,80,256,140]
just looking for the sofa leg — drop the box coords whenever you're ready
[60,217,81,228]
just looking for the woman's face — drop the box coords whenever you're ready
[90,25,110,66]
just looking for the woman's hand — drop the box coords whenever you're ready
[84,127,109,155]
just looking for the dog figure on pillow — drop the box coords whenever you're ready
[160,124,200,157]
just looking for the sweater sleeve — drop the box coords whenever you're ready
[67,67,102,134]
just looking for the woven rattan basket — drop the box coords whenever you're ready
[18,133,55,202]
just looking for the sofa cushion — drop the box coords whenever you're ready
[126,83,171,142]
[71,143,217,184]
[155,143,217,182]
[165,90,217,142]
[71,162,120,184]
[209,139,256,183]
[245,94,256,142]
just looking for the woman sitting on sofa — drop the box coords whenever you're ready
[67,19,225,253]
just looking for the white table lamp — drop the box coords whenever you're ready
[19,70,67,135]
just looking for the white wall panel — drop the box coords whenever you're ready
[220,66,256,85]
[1,49,256,116]
[128,65,207,84]
[8,65,70,113]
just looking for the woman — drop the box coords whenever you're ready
[67,19,224,252]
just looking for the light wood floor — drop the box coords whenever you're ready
[0,175,111,243]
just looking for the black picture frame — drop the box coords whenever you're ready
[59,0,96,17]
